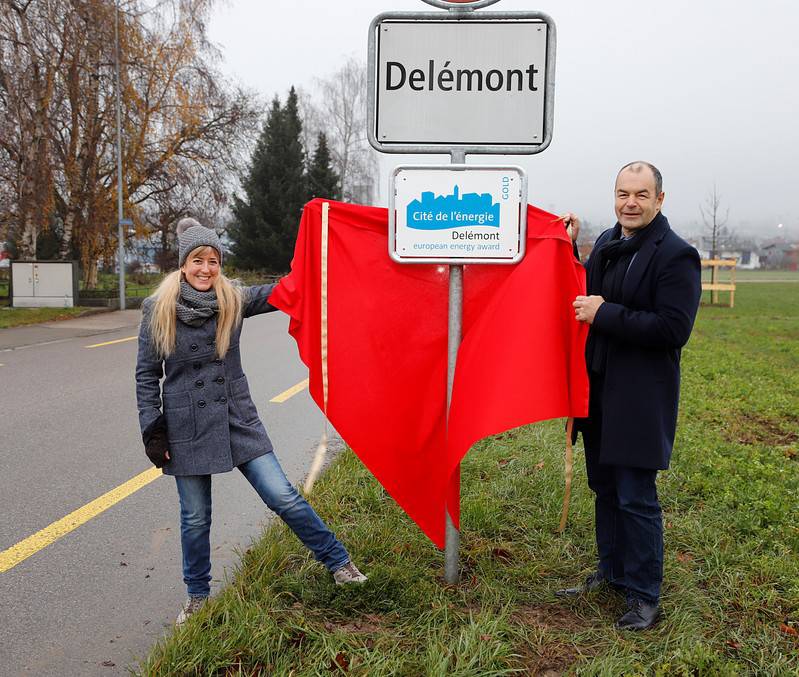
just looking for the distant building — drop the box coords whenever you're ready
[689,236,762,270]
[760,241,799,270]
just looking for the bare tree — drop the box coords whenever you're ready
[310,57,378,204]
[0,0,259,285]
[0,0,65,259]
[295,86,322,162]
[700,184,733,304]
[700,183,730,259]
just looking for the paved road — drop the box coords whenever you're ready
[0,309,337,676]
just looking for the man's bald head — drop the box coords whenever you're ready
[616,161,663,195]
[614,161,665,235]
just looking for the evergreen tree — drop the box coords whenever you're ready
[230,87,308,272]
[306,132,341,201]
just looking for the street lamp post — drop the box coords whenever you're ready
[114,0,126,309]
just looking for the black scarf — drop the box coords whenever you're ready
[176,279,218,327]
[585,212,663,374]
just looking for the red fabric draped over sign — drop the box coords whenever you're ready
[270,199,588,548]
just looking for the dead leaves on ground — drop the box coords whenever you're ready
[780,622,798,638]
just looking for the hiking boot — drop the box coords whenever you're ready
[333,561,368,585]
[176,595,208,626]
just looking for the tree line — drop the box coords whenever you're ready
[0,0,376,285]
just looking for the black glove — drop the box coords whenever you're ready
[145,429,170,468]
[143,415,170,468]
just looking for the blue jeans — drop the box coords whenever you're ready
[175,451,350,597]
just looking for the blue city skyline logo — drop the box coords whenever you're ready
[407,185,500,230]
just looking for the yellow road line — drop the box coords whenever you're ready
[270,378,309,403]
[0,467,162,574]
[85,335,137,349]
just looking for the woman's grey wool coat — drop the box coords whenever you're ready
[135,284,278,476]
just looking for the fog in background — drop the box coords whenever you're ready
[207,0,798,239]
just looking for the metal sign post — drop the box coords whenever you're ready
[389,162,527,584]
[370,0,555,585]
[445,148,464,584]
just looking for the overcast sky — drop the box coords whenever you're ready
[207,0,798,239]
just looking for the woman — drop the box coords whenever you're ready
[135,218,366,625]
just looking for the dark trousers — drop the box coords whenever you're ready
[582,379,664,604]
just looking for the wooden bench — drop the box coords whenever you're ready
[702,259,737,307]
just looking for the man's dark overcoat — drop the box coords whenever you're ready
[135,284,277,476]
[577,214,701,470]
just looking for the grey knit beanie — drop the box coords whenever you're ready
[177,217,223,267]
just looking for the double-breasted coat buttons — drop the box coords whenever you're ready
[136,282,278,476]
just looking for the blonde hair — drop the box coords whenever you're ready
[148,247,243,359]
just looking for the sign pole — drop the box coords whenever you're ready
[445,149,465,584]
[372,0,547,585]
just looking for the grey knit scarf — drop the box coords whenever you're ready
[176,279,218,326]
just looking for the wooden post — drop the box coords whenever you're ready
[711,263,718,305]
[701,259,737,308]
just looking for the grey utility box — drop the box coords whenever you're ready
[10,260,79,308]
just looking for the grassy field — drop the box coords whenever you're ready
[700,269,799,282]
[140,283,798,676]
[0,305,100,328]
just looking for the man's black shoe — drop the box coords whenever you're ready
[555,571,606,598]
[615,597,662,631]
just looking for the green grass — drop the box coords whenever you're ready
[0,305,99,328]
[701,268,799,282]
[139,284,799,676]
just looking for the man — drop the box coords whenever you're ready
[556,162,701,630]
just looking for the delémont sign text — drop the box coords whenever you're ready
[369,15,554,152]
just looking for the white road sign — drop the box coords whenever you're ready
[389,166,527,264]
[369,14,555,153]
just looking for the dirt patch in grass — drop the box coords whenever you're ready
[513,604,588,633]
[514,641,583,676]
[321,613,388,635]
[724,412,798,446]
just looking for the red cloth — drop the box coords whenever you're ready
[270,199,588,548]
